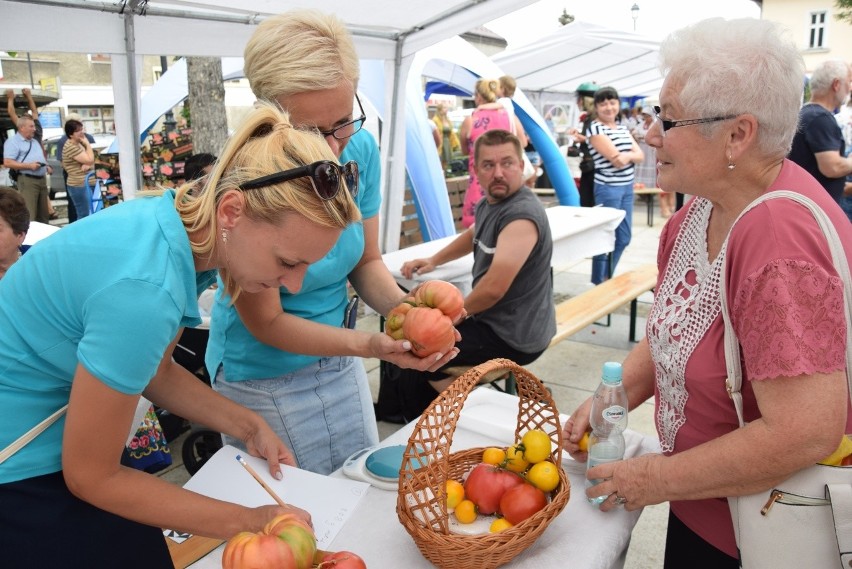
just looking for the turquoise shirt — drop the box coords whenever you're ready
[205,128,382,380]
[0,190,217,483]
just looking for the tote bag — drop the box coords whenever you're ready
[719,191,852,569]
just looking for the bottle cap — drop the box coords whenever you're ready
[601,361,623,384]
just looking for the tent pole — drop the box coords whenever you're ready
[116,9,143,199]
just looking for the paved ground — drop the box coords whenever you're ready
[156,197,671,568]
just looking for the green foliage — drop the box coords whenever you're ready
[836,0,852,24]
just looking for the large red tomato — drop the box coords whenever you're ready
[222,514,316,569]
[222,532,298,569]
[463,463,525,515]
[414,280,464,322]
[401,306,455,357]
[315,550,368,569]
[499,483,548,525]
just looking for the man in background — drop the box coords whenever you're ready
[788,60,852,204]
[6,89,55,219]
[376,129,555,422]
[3,115,50,223]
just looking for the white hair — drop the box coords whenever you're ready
[659,18,804,158]
[809,60,851,94]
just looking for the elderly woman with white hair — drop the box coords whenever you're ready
[562,18,852,568]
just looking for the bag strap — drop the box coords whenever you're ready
[0,404,68,465]
[826,484,852,566]
[719,190,852,426]
[13,139,34,165]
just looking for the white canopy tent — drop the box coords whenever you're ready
[493,20,663,123]
[0,0,537,252]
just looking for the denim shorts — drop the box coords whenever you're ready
[213,356,379,475]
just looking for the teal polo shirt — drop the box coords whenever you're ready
[205,128,382,380]
[0,190,217,483]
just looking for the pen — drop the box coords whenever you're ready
[235,454,288,508]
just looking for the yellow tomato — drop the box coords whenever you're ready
[527,460,560,492]
[446,479,465,509]
[577,432,591,453]
[454,499,477,524]
[521,429,552,463]
[489,518,513,533]
[505,444,530,473]
[482,447,506,466]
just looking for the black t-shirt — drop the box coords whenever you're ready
[788,103,846,202]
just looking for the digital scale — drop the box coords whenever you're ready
[342,444,414,491]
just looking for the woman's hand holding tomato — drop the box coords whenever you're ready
[562,398,593,462]
[384,280,464,358]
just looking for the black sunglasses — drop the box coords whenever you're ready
[317,94,367,140]
[238,160,359,199]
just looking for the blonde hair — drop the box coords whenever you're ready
[174,101,361,299]
[474,79,500,104]
[498,75,517,98]
[244,9,360,101]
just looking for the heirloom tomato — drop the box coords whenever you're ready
[222,513,316,569]
[505,444,530,473]
[413,280,465,322]
[400,306,455,357]
[499,483,548,525]
[463,462,524,515]
[384,301,413,341]
[526,461,560,493]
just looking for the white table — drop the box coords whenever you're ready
[327,388,659,569]
[186,388,659,569]
[381,206,625,295]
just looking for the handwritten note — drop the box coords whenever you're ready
[182,445,369,549]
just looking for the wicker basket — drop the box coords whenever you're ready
[396,358,571,569]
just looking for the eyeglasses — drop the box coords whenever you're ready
[316,94,367,140]
[239,160,359,199]
[652,105,738,135]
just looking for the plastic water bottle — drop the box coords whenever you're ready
[586,361,628,505]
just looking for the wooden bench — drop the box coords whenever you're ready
[633,186,664,227]
[444,263,659,394]
[550,263,658,347]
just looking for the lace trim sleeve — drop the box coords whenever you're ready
[733,259,846,381]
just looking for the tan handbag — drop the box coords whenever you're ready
[719,191,852,569]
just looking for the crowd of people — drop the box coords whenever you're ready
[1,9,850,569]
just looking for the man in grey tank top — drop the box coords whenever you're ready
[376,129,556,422]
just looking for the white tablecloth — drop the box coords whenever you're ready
[327,388,659,569]
[381,206,625,295]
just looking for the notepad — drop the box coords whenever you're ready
[182,445,369,549]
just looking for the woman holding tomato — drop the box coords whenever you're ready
[0,103,354,567]
[205,9,459,476]
[562,18,852,568]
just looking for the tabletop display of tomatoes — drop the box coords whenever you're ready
[444,429,564,533]
[384,280,463,357]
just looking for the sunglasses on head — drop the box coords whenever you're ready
[238,160,359,199]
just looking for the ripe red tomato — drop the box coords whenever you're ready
[316,550,368,569]
[401,306,456,357]
[499,483,548,525]
[414,280,465,322]
[463,462,525,515]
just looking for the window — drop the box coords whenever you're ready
[808,11,826,49]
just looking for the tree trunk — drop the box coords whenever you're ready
[186,57,228,157]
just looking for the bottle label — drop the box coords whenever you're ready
[602,405,626,424]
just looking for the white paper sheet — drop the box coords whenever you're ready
[180,445,369,549]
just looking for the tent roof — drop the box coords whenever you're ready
[1,0,532,60]
[493,20,663,98]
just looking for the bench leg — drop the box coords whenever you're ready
[629,298,638,342]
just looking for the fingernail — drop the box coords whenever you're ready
[275,471,283,480]
[402,341,411,350]
[434,353,444,361]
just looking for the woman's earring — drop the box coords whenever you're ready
[727,152,736,171]
[221,229,228,243]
